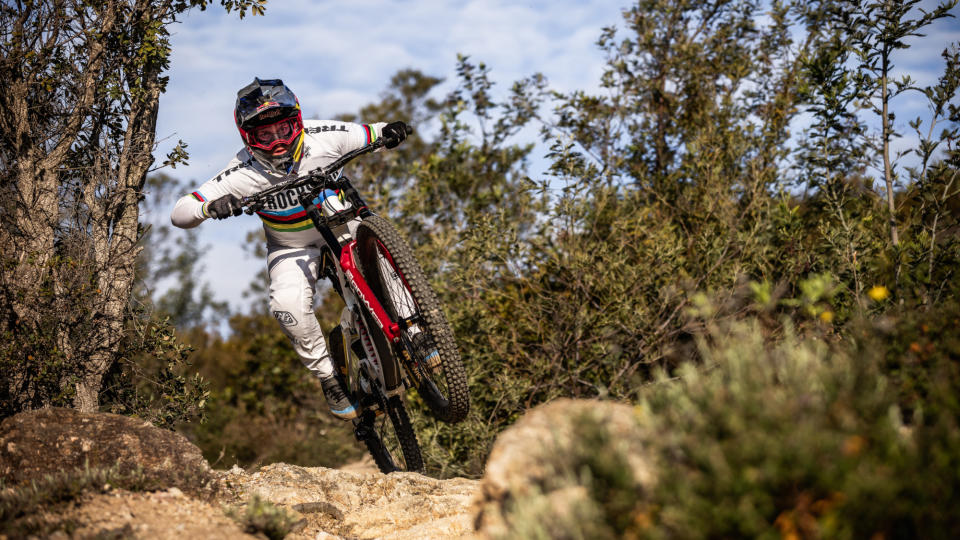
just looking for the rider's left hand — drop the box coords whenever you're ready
[382,121,408,149]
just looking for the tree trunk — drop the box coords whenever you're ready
[74,5,164,411]
[881,53,900,247]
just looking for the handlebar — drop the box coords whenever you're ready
[240,123,413,214]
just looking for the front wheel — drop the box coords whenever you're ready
[355,215,470,423]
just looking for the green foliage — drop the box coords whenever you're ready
[489,302,960,538]
[0,253,100,414]
[224,494,299,540]
[177,313,363,469]
[100,313,210,429]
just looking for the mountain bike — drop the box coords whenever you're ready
[238,127,469,473]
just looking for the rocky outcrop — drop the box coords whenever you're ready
[216,463,480,539]
[0,407,210,491]
[473,398,655,538]
[1,399,647,538]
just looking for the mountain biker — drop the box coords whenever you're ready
[170,77,409,420]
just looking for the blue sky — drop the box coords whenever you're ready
[149,0,959,322]
[150,0,629,316]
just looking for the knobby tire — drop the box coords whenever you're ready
[331,325,423,473]
[355,215,470,423]
[362,395,423,473]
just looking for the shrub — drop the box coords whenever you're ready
[224,494,300,540]
[100,312,209,428]
[491,305,960,538]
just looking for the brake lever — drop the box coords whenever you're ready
[241,197,261,215]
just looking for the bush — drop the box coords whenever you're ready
[99,312,209,428]
[224,494,300,540]
[491,305,960,539]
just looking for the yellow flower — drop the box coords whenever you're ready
[820,310,835,323]
[867,286,890,301]
[842,435,866,457]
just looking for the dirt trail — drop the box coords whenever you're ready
[37,462,480,540]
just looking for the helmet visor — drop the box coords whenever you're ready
[246,117,303,152]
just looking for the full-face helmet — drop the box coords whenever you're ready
[234,78,304,174]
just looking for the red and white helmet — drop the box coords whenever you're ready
[234,78,304,174]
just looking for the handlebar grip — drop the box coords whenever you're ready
[404,124,414,135]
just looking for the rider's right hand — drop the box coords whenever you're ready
[205,194,243,220]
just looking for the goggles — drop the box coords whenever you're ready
[246,116,303,151]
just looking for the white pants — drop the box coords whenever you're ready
[267,195,419,379]
[266,191,361,379]
[267,238,419,379]
[267,244,335,378]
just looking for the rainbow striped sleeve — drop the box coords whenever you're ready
[190,191,206,202]
[362,124,377,145]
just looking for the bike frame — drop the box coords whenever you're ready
[339,242,401,343]
[240,136,413,398]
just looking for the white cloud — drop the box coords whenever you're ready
[152,0,960,317]
[152,0,627,315]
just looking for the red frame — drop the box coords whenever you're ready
[340,240,402,342]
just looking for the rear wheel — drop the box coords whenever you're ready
[358,394,423,473]
[355,215,470,423]
[337,324,422,473]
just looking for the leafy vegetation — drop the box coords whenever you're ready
[485,296,960,538]
[3,0,958,535]
[0,463,152,538]
[224,494,300,540]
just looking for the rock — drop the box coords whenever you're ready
[0,400,660,538]
[473,398,656,537]
[0,407,211,491]
[215,463,481,539]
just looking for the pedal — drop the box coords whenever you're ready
[353,411,378,441]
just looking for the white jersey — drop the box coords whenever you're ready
[171,119,387,248]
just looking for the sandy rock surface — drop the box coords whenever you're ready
[216,462,481,539]
[46,487,256,540]
[2,399,639,538]
[473,398,654,537]
[11,463,480,539]
[0,408,482,539]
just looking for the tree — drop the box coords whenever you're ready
[839,0,958,247]
[0,0,266,415]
